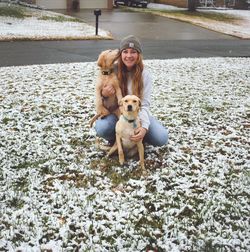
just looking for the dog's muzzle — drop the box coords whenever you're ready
[127,105,133,111]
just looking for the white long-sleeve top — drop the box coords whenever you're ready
[127,67,152,130]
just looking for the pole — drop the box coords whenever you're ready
[94,9,101,36]
[96,15,99,36]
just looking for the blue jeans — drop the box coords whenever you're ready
[95,114,168,147]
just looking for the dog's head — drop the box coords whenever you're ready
[119,95,141,114]
[97,49,119,70]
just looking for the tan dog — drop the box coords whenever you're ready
[90,49,123,127]
[108,95,146,174]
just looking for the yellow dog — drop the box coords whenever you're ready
[108,95,146,174]
[90,49,122,127]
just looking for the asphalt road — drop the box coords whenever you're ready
[1,39,250,67]
[55,8,236,40]
[0,8,249,67]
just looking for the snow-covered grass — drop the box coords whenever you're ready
[0,3,111,41]
[0,2,249,251]
[144,3,250,39]
[0,57,249,251]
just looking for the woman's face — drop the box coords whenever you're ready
[121,48,139,71]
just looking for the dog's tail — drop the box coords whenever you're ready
[107,141,118,157]
[89,114,100,127]
[95,138,113,152]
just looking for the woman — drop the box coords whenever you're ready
[95,35,168,147]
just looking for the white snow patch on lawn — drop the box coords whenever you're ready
[148,3,186,11]
[0,57,249,251]
[0,3,111,40]
[0,16,110,40]
[148,3,250,39]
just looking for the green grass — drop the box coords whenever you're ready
[127,6,240,23]
[158,9,240,23]
[0,4,84,23]
[38,15,84,23]
[0,5,28,19]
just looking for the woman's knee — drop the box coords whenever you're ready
[147,128,168,147]
[95,114,117,141]
[154,128,169,146]
[145,117,169,147]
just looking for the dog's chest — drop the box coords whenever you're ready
[100,74,119,112]
[117,121,137,149]
[122,126,134,139]
[103,95,118,112]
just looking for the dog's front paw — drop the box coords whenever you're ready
[118,153,125,165]
[99,108,110,118]
[119,158,124,165]
[141,168,148,177]
[139,162,148,176]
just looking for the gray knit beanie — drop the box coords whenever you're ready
[119,35,142,53]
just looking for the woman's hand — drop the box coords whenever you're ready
[130,127,147,142]
[102,84,115,97]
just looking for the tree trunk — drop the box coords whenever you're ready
[188,0,196,11]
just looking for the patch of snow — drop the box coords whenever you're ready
[0,3,111,40]
[148,3,186,11]
[148,3,250,39]
[0,57,249,251]
[0,16,110,40]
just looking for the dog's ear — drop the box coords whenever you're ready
[118,99,124,108]
[119,99,124,114]
[139,99,141,108]
[137,98,142,111]
[97,54,104,68]
[112,49,120,64]
[97,50,108,68]
[119,99,123,106]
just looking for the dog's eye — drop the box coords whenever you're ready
[124,100,128,103]
[133,100,137,103]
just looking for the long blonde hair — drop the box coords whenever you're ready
[117,53,144,99]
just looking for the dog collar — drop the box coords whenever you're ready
[102,69,113,75]
[122,115,137,128]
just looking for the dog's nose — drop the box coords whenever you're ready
[127,105,132,111]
